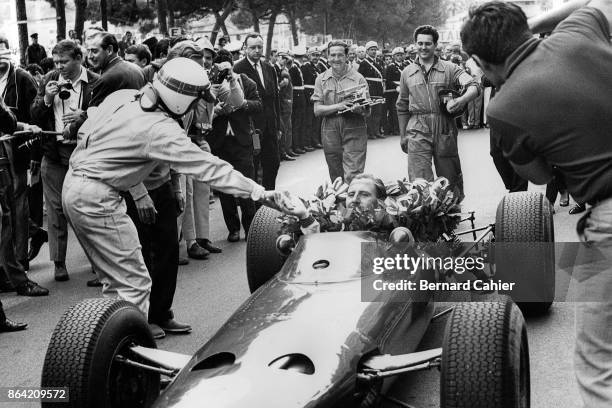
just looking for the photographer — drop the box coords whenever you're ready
[210,49,262,241]
[30,40,99,282]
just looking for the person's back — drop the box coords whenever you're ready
[487,7,612,205]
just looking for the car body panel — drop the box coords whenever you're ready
[153,232,434,408]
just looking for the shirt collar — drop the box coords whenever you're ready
[415,55,444,72]
[59,67,89,84]
[321,64,354,81]
[247,57,260,68]
[502,36,541,80]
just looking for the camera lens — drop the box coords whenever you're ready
[58,89,71,100]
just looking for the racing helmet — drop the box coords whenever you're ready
[151,57,211,116]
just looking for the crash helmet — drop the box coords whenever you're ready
[152,57,211,116]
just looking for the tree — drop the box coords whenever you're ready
[209,0,235,45]
[157,0,168,35]
[74,0,88,40]
[100,0,108,30]
[56,0,66,40]
[15,0,28,65]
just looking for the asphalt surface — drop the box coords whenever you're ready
[0,128,583,407]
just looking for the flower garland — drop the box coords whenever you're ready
[277,177,461,242]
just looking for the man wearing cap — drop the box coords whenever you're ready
[397,25,479,201]
[384,47,406,136]
[358,41,385,139]
[26,34,47,66]
[316,45,330,72]
[302,47,323,149]
[63,57,283,321]
[289,46,310,154]
[313,40,369,182]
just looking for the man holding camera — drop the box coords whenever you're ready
[31,40,99,282]
[209,49,262,241]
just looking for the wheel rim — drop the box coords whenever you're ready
[108,336,157,407]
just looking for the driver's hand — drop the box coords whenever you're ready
[336,101,352,112]
[273,191,309,219]
[135,194,157,224]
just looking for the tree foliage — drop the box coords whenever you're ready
[297,0,446,45]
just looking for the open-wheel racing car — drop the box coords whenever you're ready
[40,186,554,408]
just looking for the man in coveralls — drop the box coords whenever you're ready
[397,25,480,201]
[62,58,281,318]
[313,41,369,182]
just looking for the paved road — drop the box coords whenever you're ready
[0,128,583,407]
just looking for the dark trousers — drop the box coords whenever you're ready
[385,92,399,134]
[29,181,43,227]
[366,103,383,137]
[0,166,28,286]
[304,101,320,146]
[214,137,256,235]
[125,182,178,324]
[254,129,280,190]
[11,167,29,265]
[490,132,528,192]
[292,91,307,149]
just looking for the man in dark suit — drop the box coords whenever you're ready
[233,33,281,190]
[209,50,263,239]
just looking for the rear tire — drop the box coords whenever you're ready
[41,298,159,408]
[441,298,530,408]
[495,192,555,316]
[246,206,286,293]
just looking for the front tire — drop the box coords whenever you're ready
[246,206,286,293]
[41,298,160,408]
[494,191,555,316]
[441,298,529,408]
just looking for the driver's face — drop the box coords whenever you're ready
[346,179,379,210]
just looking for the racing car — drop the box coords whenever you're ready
[40,191,554,408]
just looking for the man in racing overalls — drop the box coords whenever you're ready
[312,40,370,183]
[62,58,282,318]
[397,25,480,201]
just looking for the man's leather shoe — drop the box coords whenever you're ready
[16,280,49,297]
[313,143,323,149]
[158,319,192,334]
[281,154,296,161]
[54,263,69,282]
[286,150,299,158]
[87,278,103,287]
[197,239,222,253]
[187,242,209,260]
[227,231,240,242]
[303,146,315,152]
[376,133,386,139]
[0,318,27,332]
[28,229,48,261]
[569,203,586,215]
[149,323,165,339]
[293,148,306,154]
[178,257,189,266]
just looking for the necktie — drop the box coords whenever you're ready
[254,62,265,89]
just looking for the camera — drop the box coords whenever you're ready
[209,65,231,84]
[57,80,73,100]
